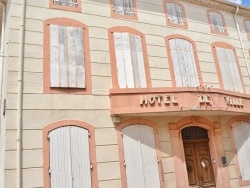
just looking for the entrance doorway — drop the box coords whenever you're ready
[182,126,215,188]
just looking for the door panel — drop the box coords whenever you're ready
[183,141,215,187]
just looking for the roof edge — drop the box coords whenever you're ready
[181,0,250,17]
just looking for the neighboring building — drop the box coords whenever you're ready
[0,0,250,187]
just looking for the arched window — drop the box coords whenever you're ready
[211,42,244,93]
[108,27,151,89]
[43,121,97,188]
[166,35,202,87]
[117,119,165,188]
[232,121,250,181]
[207,9,228,36]
[43,18,91,94]
[164,0,188,29]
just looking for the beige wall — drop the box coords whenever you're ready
[2,0,250,187]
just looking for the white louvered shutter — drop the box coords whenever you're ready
[169,38,200,87]
[49,126,91,188]
[114,0,134,16]
[49,127,72,188]
[122,125,161,188]
[114,32,147,88]
[246,21,250,34]
[50,25,85,88]
[232,122,250,181]
[166,3,184,25]
[215,47,243,93]
[209,12,225,33]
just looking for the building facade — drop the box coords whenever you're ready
[0,0,250,187]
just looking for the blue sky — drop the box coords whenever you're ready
[226,0,250,7]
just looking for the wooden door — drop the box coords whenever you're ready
[184,140,215,188]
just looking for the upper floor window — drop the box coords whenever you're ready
[43,18,91,94]
[49,0,82,12]
[43,120,98,188]
[207,9,228,36]
[166,35,202,87]
[164,0,188,29]
[110,0,138,20]
[212,42,244,93]
[108,27,151,89]
[244,18,250,41]
[232,121,250,182]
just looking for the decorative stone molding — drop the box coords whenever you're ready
[181,0,250,17]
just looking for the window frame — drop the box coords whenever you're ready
[163,0,188,29]
[116,118,166,188]
[243,18,250,41]
[43,120,98,188]
[43,17,91,94]
[49,0,82,12]
[110,0,138,20]
[165,34,203,88]
[207,9,229,36]
[228,117,250,187]
[108,26,152,89]
[211,42,245,93]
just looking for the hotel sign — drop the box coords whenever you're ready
[139,94,244,108]
[109,89,249,115]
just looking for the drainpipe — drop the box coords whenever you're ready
[17,0,26,187]
[0,1,6,102]
[234,6,250,80]
[0,1,6,188]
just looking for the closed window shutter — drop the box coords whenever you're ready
[246,21,250,34]
[49,126,91,188]
[169,38,200,87]
[113,32,127,88]
[54,0,78,7]
[114,32,147,88]
[124,0,133,16]
[50,25,85,88]
[209,12,225,32]
[49,127,72,188]
[215,47,243,93]
[232,122,250,181]
[70,126,91,188]
[166,3,184,25]
[114,0,134,16]
[114,0,124,15]
[122,125,161,188]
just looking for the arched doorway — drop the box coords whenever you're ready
[181,126,215,187]
[169,116,231,188]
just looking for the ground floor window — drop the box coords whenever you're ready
[232,121,250,181]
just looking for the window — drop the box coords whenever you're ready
[43,18,91,94]
[43,121,98,188]
[166,35,202,87]
[117,119,165,188]
[212,42,244,93]
[232,121,250,181]
[164,0,188,29]
[110,0,138,20]
[49,0,82,12]
[244,18,250,41]
[207,9,228,36]
[109,27,151,89]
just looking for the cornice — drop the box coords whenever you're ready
[181,0,250,17]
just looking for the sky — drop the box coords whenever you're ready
[226,0,250,7]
